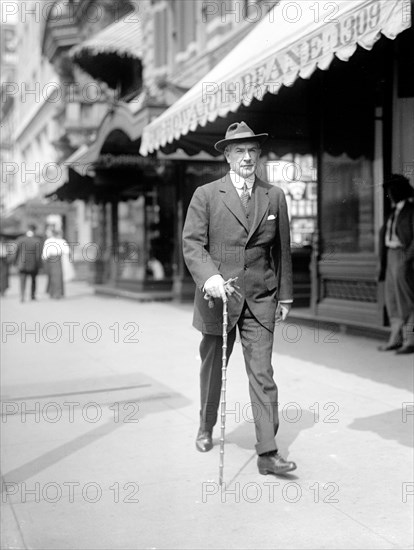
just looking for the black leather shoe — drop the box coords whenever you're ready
[196,429,213,452]
[378,343,402,351]
[396,345,414,355]
[258,452,297,475]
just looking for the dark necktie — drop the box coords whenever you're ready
[240,182,250,210]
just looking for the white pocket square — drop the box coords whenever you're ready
[267,214,276,220]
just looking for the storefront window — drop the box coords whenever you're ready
[320,153,375,254]
[117,185,175,282]
[118,197,146,281]
[145,184,175,280]
[263,153,317,247]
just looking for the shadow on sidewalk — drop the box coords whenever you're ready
[226,409,316,455]
[272,321,413,393]
[349,408,414,448]
[1,372,191,488]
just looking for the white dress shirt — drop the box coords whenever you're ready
[229,170,255,197]
[385,200,404,248]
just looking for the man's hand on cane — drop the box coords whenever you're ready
[204,275,242,306]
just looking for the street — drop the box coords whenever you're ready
[1,275,413,550]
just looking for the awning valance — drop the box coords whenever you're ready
[140,0,411,156]
[69,12,142,90]
[70,14,142,59]
[64,100,165,176]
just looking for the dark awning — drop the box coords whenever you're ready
[69,11,142,89]
[70,11,142,59]
[64,101,166,176]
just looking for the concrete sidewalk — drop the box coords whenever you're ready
[1,276,413,550]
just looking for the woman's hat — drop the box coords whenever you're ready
[214,121,268,152]
[384,174,414,202]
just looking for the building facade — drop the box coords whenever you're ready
[4,0,413,336]
[0,18,17,225]
[57,0,278,293]
[2,0,137,276]
[139,0,414,333]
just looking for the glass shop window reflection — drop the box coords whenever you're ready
[263,154,317,248]
[320,153,374,254]
[118,198,146,281]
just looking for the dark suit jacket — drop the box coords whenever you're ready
[14,234,42,273]
[379,199,414,281]
[182,173,293,335]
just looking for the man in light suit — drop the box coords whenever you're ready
[182,122,297,475]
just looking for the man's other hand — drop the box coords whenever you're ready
[276,302,291,321]
[204,274,227,302]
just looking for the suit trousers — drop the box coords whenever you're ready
[199,301,278,455]
[19,271,37,300]
[385,248,414,346]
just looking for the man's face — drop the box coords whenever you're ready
[225,141,261,179]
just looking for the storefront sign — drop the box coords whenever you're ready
[140,0,410,155]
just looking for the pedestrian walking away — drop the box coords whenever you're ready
[13,224,43,302]
[182,121,297,476]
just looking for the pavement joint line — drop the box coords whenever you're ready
[326,502,404,549]
[0,393,183,419]
[0,474,28,550]
[226,452,257,487]
[113,393,181,405]
[1,418,126,484]
[0,384,153,401]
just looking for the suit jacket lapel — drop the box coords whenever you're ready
[247,178,269,242]
[220,173,249,232]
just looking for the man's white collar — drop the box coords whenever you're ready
[395,199,406,211]
[229,170,255,189]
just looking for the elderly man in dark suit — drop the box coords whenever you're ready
[14,224,43,302]
[378,174,414,354]
[182,122,296,475]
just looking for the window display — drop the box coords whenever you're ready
[320,153,375,253]
[263,153,317,247]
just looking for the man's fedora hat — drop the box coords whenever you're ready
[214,121,268,152]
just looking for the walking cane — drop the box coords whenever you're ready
[219,297,228,486]
[205,277,241,486]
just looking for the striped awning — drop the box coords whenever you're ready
[70,13,142,59]
[140,0,411,156]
